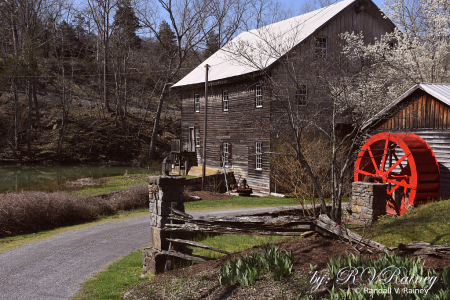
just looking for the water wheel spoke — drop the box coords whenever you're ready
[380,139,389,171]
[386,179,413,189]
[386,153,409,174]
[392,152,406,173]
[356,170,376,177]
[367,147,379,173]
[387,184,400,195]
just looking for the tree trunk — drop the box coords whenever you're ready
[298,154,329,216]
[103,35,111,112]
[32,81,40,130]
[149,83,168,161]
[27,81,32,158]
[12,81,18,150]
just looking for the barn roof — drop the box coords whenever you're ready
[364,83,450,130]
[172,0,390,89]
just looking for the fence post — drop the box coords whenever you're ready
[142,175,186,275]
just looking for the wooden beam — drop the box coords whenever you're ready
[166,238,231,254]
[171,208,193,219]
[160,250,214,262]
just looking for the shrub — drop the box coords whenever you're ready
[0,184,149,236]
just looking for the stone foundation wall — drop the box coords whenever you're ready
[350,182,387,225]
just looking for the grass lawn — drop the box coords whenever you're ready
[184,195,346,211]
[351,198,450,247]
[184,195,300,211]
[71,249,148,300]
[73,174,150,197]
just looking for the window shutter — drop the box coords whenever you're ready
[228,143,232,165]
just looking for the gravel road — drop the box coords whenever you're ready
[0,205,304,300]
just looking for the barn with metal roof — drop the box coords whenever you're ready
[172,0,396,193]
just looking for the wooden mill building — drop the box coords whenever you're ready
[367,83,450,197]
[171,0,395,193]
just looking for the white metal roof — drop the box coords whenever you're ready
[172,0,360,88]
[364,83,450,129]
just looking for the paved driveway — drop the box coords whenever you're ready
[0,205,306,300]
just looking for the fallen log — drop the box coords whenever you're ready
[314,215,391,252]
[166,238,231,255]
[396,241,450,256]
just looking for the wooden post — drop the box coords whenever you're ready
[202,64,209,190]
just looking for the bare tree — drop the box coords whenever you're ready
[86,0,118,113]
[136,0,251,161]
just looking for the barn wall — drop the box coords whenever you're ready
[180,78,271,192]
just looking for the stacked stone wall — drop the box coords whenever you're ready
[350,182,387,225]
[143,175,186,275]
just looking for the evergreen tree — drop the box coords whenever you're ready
[156,20,177,63]
[113,0,141,49]
[203,31,220,59]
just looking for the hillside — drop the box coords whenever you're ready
[0,82,181,166]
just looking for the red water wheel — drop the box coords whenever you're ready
[354,132,440,215]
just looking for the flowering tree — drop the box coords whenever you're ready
[342,0,450,101]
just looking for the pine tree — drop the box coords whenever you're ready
[113,0,141,49]
[204,31,220,59]
[156,20,177,63]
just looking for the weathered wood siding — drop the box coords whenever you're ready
[372,92,450,197]
[269,1,395,121]
[377,93,450,130]
[180,78,271,192]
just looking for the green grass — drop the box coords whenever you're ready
[185,196,300,211]
[353,198,450,247]
[186,234,300,260]
[73,174,150,197]
[71,249,149,300]
[184,195,346,211]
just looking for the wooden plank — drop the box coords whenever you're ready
[405,103,410,129]
[165,226,310,236]
[431,96,436,128]
[168,213,316,225]
[166,238,231,254]
[413,99,418,128]
[171,208,193,219]
[419,95,424,127]
[160,250,214,262]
